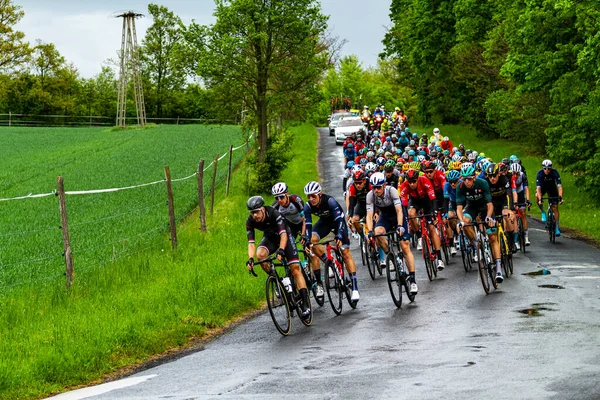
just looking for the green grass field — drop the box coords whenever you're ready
[0,123,318,400]
[410,125,600,242]
[0,124,246,290]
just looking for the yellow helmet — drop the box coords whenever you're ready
[402,163,411,172]
[451,161,462,170]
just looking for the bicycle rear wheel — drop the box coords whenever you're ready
[366,242,377,280]
[517,218,526,253]
[423,238,435,281]
[500,234,511,278]
[385,253,403,308]
[299,292,313,326]
[325,261,343,315]
[266,275,292,336]
[359,234,367,266]
[460,232,470,272]
[476,239,491,294]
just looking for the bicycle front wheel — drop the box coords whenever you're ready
[325,261,343,315]
[476,239,491,294]
[460,232,470,272]
[500,234,511,278]
[299,292,313,327]
[517,218,526,253]
[359,234,367,266]
[423,238,434,281]
[366,243,377,280]
[385,253,403,308]
[266,275,292,336]
[548,210,556,243]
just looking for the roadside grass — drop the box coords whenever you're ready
[0,123,318,400]
[411,125,600,242]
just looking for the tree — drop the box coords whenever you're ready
[194,0,330,168]
[0,0,32,71]
[141,3,187,118]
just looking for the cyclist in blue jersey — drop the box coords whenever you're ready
[303,181,360,302]
[535,159,564,236]
[443,169,461,255]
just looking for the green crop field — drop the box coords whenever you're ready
[0,124,246,292]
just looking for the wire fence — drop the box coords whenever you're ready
[0,132,253,292]
[0,113,238,127]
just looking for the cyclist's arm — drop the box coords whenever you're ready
[365,192,374,232]
[348,195,357,217]
[390,187,403,226]
[248,242,256,259]
[328,196,346,235]
[303,203,313,238]
[246,218,256,258]
[555,170,563,198]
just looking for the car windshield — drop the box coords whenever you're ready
[332,113,351,121]
[338,119,363,127]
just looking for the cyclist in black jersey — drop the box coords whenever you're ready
[346,170,371,238]
[303,181,360,302]
[245,196,310,317]
[271,182,323,298]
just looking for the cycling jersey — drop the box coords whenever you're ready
[456,178,492,207]
[348,182,372,218]
[271,194,305,238]
[485,175,514,214]
[246,206,288,244]
[536,168,562,191]
[366,185,402,219]
[511,171,529,193]
[427,170,446,193]
[399,175,436,207]
[304,194,346,239]
[443,181,458,211]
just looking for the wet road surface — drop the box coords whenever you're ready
[51,128,600,400]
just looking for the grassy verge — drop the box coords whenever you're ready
[411,125,600,242]
[0,123,318,400]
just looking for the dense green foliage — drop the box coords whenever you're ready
[0,125,244,290]
[383,0,600,199]
[0,123,317,400]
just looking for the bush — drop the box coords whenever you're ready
[247,128,294,194]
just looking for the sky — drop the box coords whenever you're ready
[14,0,392,78]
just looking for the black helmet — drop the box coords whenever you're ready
[486,163,499,176]
[247,195,264,211]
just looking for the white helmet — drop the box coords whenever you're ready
[542,159,552,168]
[417,155,426,162]
[510,163,522,173]
[365,162,377,173]
[433,127,440,134]
[271,182,288,196]
[304,181,322,195]
[369,172,386,186]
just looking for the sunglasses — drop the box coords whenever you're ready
[275,195,286,200]
[543,167,551,170]
[373,185,384,189]
[425,170,434,174]
[250,209,262,215]
[408,179,418,184]
[355,180,365,184]
[449,180,458,184]
[487,174,498,179]
[464,177,474,182]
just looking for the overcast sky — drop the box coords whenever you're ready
[14,0,392,78]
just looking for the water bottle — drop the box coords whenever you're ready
[282,277,292,293]
[396,256,403,274]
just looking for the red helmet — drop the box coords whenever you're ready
[353,170,366,181]
[422,160,434,171]
[406,169,419,181]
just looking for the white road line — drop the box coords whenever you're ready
[46,375,157,400]
[564,276,600,280]
[554,264,600,269]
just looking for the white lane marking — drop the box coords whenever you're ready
[47,375,157,400]
[564,276,600,280]
[554,264,600,269]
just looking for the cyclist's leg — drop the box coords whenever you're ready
[503,207,516,251]
[408,200,419,233]
[374,213,392,253]
[257,238,276,274]
[284,233,306,290]
[309,220,329,266]
[517,191,529,241]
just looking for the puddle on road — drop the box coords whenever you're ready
[517,303,557,317]
[523,269,551,276]
[538,284,565,289]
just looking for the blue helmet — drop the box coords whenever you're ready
[360,158,368,165]
[347,143,353,148]
[408,150,415,156]
[386,136,392,141]
[346,160,355,168]
[447,170,460,182]
[400,132,406,137]
[376,156,386,166]
[419,150,426,156]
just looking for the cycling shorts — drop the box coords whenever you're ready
[408,197,435,225]
[311,219,350,249]
[258,233,300,265]
[540,188,560,205]
[435,190,446,214]
[287,222,303,240]
[352,201,367,220]
[375,212,410,241]
[492,200,508,217]
[447,201,457,213]
[517,191,527,209]
[463,203,497,234]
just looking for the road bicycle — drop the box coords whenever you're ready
[297,242,325,307]
[409,212,437,281]
[461,221,498,294]
[320,239,358,315]
[539,196,560,243]
[494,215,513,278]
[363,224,383,280]
[249,254,312,336]
[514,203,530,253]
[372,231,415,308]
[435,210,450,265]
[457,226,473,272]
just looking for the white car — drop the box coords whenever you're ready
[329,112,352,136]
[334,117,364,145]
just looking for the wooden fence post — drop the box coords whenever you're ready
[164,166,178,249]
[9,111,11,127]
[56,176,74,289]
[210,153,219,216]
[226,145,233,196]
[245,136,250,194]
[198,159,207,231]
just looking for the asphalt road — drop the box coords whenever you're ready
[51,128,600,400]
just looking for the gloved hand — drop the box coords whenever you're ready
[367,231,374,239]
[334,234,343,248]
[457,221,465,230]
[559,196,564,205]
[526,199,532,207]
[276,248,286,260]
[396,226,405,236]
[300,234,310,245]
[485,216,495,226]
[246,257,254,270]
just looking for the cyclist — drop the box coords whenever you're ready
[384,160,400,188]
[346,170,371,239]
[455,166,504,284]
[303,181,360,302]
[401,169,446,271]
[483,163,518,253]
[271,182,323,299]
[245,196,311,318]
[366,172,418,294]
[536,159,564,236]
[443,169,461,255]
[510,162,532,246]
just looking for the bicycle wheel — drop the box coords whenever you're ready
[325,261,343,315]
[359,234,367,266]
[307,261,325,307]
[336,252,357,309]
[548,209,556,243]
[485,239,498,290]
[385,252,403,308]
[265,275,292,336]
[299,292,313,327]
[439,226,450,265]
[423,237,435,281]
[499,234,511,278]
[365,242,377,280]
[460,232,470,272]
[476,238,491,294]
[427,236,438,278]
[517,218,526,254]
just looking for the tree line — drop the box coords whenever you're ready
[383,0,600,198]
